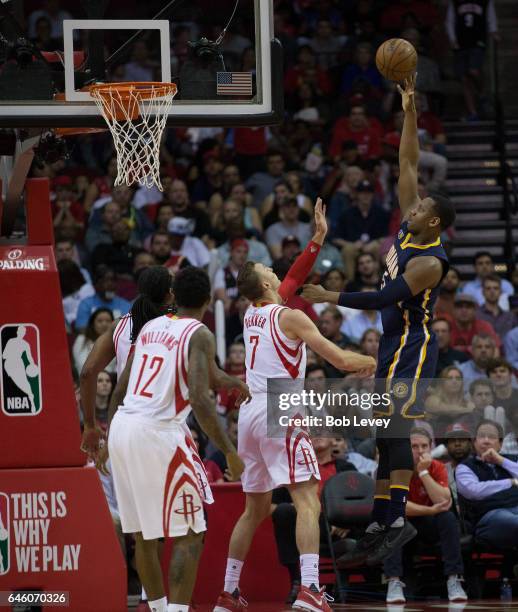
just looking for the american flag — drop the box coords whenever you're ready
[216,72,253,96]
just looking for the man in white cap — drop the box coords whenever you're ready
[166,216,210,269]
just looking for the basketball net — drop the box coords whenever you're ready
[90,82,177,191]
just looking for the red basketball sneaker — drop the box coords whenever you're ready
[213,589,248,612]
[292,584,333,611]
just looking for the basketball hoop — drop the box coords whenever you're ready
[89,81,177,190]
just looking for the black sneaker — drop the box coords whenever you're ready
[285,580,300,605]
[366,520,417,566]
[337,523,387,568]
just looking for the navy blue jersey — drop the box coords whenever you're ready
[375,221,449,419]
[380,221,449,337]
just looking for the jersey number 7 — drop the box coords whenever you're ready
[249,335,259,369]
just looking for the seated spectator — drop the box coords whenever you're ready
[261,181,311,231]
[456,419,518,549]
[443,424,473,512]
[191,151,224,208]
[213,239,249,314]
[286,171,314,215]
[218,343,246,414]
[345,252,381,292]
[225,294,251,347]
[58,260,94,329]
[319,306,351,378]
[83,157,118,212]
[72,308,116,375]
[208,410,239,480]
[217,220,272,268]
[210,199,259,248]
[435,267,461,319]
[323,164,363,219]
[309,18,344,70]
[265,197,312,260]
[469,379,496,423]
[90,185,153,244]
[383,427,466,605]
[149,231,173,265]
[115,251,156,302]
[208,164,243,210]
[95,370,113,431]
[271,436,356,605]
[210,186,262,238]
[188,424,224,484]
[153,203,174,233]
[91,219,141,277]
[283,45,333,100]
[121,40,157,82]
[312,236,344,276]
[166,217,210,269]
[329,104,382,160]
[246,151,286,209]
[340,42,384,96]
[54,237,91,283]
[85,201,121,253]
[27,0,72,39]
[462,252,514,309]
[165,179,212,240]
[425,366,476,437]
[458,334,497,392]
[450,294,500,354]
[477,274,517,338]
[51,176,86,237]
[75,265,131,332]
[504,322,518,371]
[332,179,389,280]
[341,288,384,343]
[331,434,378,477]
[487,359,518,425]
[502,407,518,456]
[359,328,380,360]
[431,318,468,377]
[311,268,356,323]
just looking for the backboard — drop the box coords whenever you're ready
[0,0,282,128]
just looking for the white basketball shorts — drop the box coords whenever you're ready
[238,393,320,493]
[109,411,206,540]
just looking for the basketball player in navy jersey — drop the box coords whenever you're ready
[302,74,456,565]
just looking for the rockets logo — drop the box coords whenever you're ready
[173,491,201,523]
[0,493,9,575]
[297,444,318,475]
[0,324,42,416]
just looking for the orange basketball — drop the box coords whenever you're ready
[376,38,417,82]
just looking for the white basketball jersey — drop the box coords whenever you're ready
[120,315,204,423]
[243,303,306,394]
[113,314,133,379]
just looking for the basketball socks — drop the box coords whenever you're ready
[370,495,390,528]
[167,605,189,612]
[224,558,244,593]
[300,554,319,589]
[388,485,409,527]
[148,596,168,612]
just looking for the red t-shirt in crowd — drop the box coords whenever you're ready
[409,459,448,506]
[218,365,246,413]
[450,318,501,353]
[329,118,382,159]
[204,459,224,483]
[233,127,268,156]
[418,112,444,139]
[317,460,338,497]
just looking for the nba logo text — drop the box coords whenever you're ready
[0,324,42,416]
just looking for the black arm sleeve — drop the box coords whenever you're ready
[337,276,413,310]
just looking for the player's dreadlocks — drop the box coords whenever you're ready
[130,266,172,343]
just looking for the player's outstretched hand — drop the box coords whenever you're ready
[95,442,110,476]
[232,379,252,407]
[225,451,245,481]
[301,283,328,304]
[397,73,416,113]
[312,197,328,243]
[80,424,104,460]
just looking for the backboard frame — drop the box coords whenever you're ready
[0,0,283,128]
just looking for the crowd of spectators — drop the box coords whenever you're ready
[17,0,518,603]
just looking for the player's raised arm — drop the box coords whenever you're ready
[278,197,327,302]
[280,308,376,376]
[188,327,244,481]
[397,74,420,218]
